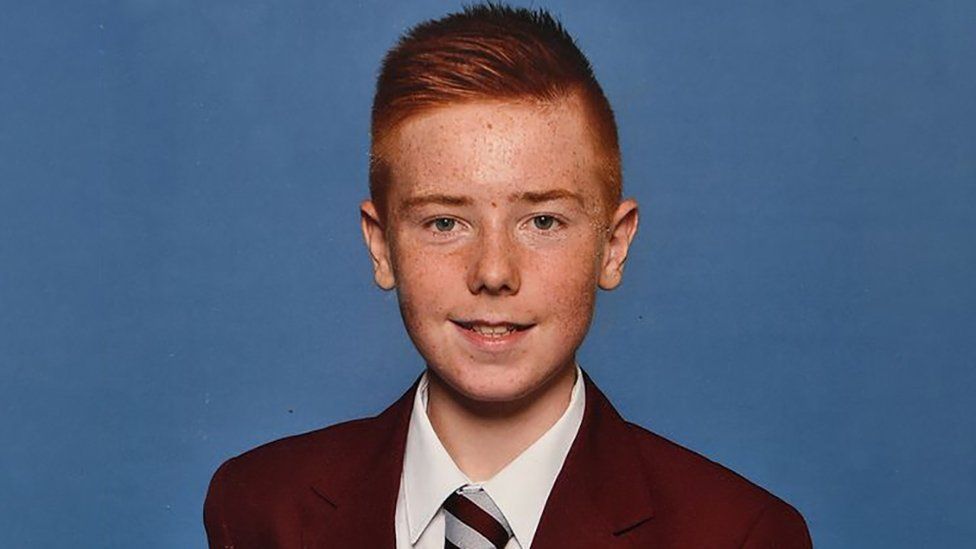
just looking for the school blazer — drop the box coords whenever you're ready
[204,371,812,548]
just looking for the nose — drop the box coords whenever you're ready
[467,224,521,295]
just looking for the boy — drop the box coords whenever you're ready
[205,5,812,548]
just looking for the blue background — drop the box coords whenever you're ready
[2,1,974,547]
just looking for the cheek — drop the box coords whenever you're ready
[393,246,461,322]
[533,243,600,327]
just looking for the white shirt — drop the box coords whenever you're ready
[394,367,586,549]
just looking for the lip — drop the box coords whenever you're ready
[450,318,534,352]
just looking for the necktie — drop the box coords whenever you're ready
[443,485,514,549]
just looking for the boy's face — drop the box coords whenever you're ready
[362,95,638,403]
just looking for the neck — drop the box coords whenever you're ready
[425,364,577,482]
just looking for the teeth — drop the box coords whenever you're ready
[470,324,516,336]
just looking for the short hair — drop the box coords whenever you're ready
[369,3,621,219]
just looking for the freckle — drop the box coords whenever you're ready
[491,201,497,208]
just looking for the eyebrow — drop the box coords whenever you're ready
[398,193,472,213]
[511,189,585,207]
[397,188,584,214]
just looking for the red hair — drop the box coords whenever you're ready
[370,3,621,218]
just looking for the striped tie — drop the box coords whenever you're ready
[443,486,514,549]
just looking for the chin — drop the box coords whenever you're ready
[431,358,570,404]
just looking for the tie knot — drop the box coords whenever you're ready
[444,486,513,549]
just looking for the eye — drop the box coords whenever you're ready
[432,217,456,232]
[532,215,557,230]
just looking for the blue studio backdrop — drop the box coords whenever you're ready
[2,1,974,547]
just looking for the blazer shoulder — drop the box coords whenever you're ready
[208,413,388,497]
[624,421,811,546]
[204,413,399,546]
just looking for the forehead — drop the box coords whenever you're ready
[382,97,604,199]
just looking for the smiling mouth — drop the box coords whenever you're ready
[451,319,534,338]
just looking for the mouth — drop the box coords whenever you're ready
[450,319,535,339]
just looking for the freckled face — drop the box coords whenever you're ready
[378,98,616,402]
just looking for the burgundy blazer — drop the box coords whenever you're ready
[205,372,812,548]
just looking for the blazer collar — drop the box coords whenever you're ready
[305,369,654,547]
[306,378,417,547]
[532,370,656,546]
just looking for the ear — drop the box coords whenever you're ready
[360,199,396,290]
[598,198,639,290]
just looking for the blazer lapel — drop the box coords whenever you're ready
[304,379,418,548]
[297,370,654,548]
[533,370,655,547]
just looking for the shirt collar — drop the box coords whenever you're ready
[401,366,586,548]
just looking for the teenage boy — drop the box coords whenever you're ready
[204,5,812,548]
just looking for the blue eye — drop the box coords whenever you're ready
[433,218,456,232]
[532,215,556,230]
